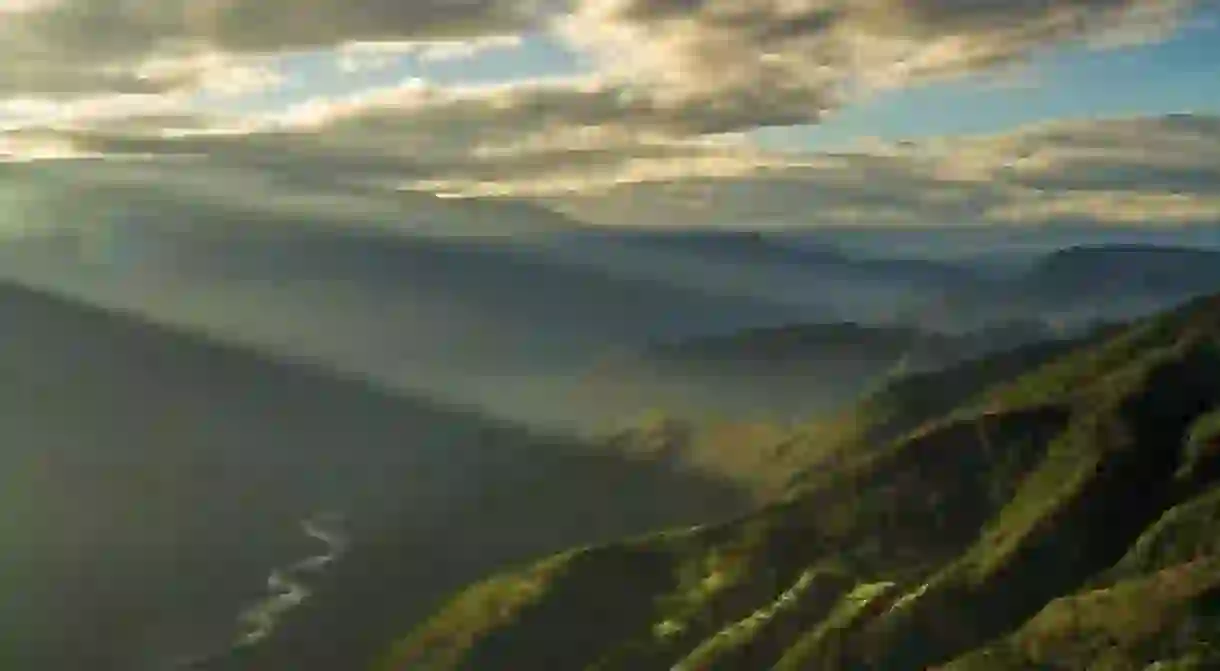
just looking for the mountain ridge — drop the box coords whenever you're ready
[379,292,1220,671]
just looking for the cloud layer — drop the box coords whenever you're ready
[0,0,1201,102]
[6,113,1219,229]
[547,114,1220,227]
[239,0,1201,150]
[556,0,1195,129]
[0,0,1215,231]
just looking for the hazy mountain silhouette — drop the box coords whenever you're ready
[1,224,824,431]
[912,243,1220,331]
[8,227,1216,435]
[575,320,1054,423]
[1027,244,1220,298]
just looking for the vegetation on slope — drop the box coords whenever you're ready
[594,324,1109,500]
[1181,407,1220,487]
[941,558,1220,670]
[944,482,1220,671]
[379,293,1220,671]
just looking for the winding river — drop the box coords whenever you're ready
[172,512,349,669]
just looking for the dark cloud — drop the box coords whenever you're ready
[560,0,1197,130]
[202,0,538,51]
[0,0,538,96]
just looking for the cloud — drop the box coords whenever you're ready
[0,0,1199,117]
[0,93,192,132]
[194,0,540,52]
[985,189,1220,225]
[0,0,1205,231]
[1,0,537,58]
[555,0,1197,129]
[0,0,1213,232]
[0,0,59,13]
[337,35,525,73]
[0,132,104,163]
[3,111,1219,229]
[537,113,1220,226]
[217,0,1209,190]
[224,56,1216,224]
[130,51,287,98]
[0,0,539,97]
[259,71,833,161]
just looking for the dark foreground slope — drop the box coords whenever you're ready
[0,282,746,670]
[386,293,1220,671]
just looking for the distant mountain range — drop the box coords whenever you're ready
[912,244,1220,330]
[574,319,1057,423]
[1029,244,1220,298]
[7,224,1218,431]
[563,239,1220,425]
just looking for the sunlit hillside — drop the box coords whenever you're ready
[377,294,1220,671]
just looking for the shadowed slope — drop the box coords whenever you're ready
[0,281,747,670]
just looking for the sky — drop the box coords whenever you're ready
[1,0,1219,229]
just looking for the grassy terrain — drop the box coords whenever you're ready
[374,293,1220,671]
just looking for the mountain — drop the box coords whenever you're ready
[781,224,1220,267]
[1027,244,1220,301]
[0,281,747,670]
[12,224,1212,431]
[914,244,1220,331]
[534,230,987,324]
[0,224,815,432]
[380,292,1220,671]
[576,320,1056,423]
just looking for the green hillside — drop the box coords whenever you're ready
[592,323,1109,500]
[379,293,1220,671]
